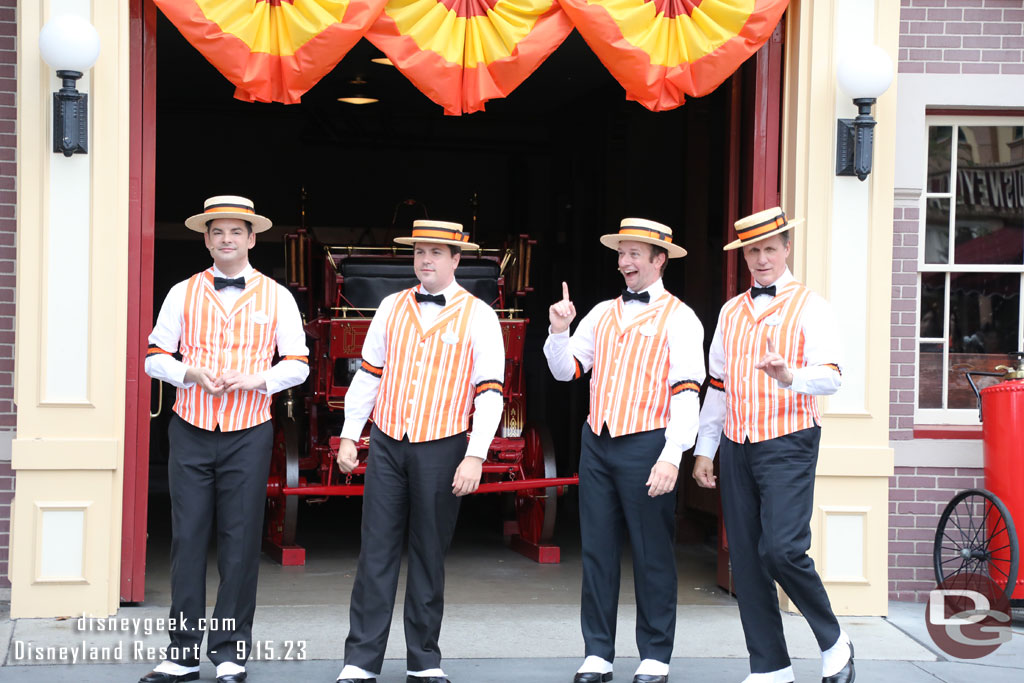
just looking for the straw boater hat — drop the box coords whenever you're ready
[724,206,803,251]
[185,195,273,233]
[394,219,479,250]
[599,218,687,258]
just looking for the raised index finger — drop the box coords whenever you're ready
[767,337,776,354]
[562,281,570,301]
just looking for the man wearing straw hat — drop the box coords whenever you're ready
[334,220,505,683]
[692,207,853,683]
[142,196,310,683]
[546,219,706,683]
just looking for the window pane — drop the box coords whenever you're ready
[925,197,950,264]
[928,126,953,194]
[947,272,1021,408]
[920,272,945,339]
[953,125,1024,265]
[919,342,943,409]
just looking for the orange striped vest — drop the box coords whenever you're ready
[373,287,478,442]
[587,293,682,437]
[174,269,278,432]
[718,280,820,443]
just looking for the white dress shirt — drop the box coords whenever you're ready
[543,278,706,468]
[695,268,842,460]
[340,279,505,461]
[145,264,310,395]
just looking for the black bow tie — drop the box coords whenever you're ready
[213,276,245,291]
[621,289,650,304]
[750,285,776,298]
[415,291,446,306]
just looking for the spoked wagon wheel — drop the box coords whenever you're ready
[516,425,558,544]
[265,402,301,547]
[934,488,1019,601]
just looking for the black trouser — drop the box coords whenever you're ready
[344,426,465,674]
[166,414,274,666]
[578,425,677,664]
[718,427,841,673]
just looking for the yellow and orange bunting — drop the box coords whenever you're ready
[155,0,389,104]
[557,0,790,112]
[366,0,574,115]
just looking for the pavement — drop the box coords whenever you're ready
[0,600,1021,682]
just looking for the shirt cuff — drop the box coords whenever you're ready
[656,442,683,468]
[693,435,720,461]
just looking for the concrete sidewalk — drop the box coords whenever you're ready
[1,600,1021,682]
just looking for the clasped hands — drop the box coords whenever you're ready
[335,437,483,497]
[184,367,266,396]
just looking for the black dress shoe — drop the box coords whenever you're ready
[406,678,449,683]
[337,679,376,683]
[138,672,199,683]
[633,676,667,683]
[822,642,854,683]
[574,674,612,682]
[217,674,247,683]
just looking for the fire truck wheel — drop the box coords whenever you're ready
[516,424,558,545]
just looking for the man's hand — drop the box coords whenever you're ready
[336,438,359,473]
[452,456,483,497]
[549,281,577,334]
[692,455,717,489]
[220,369,267,393]
[646,461,678,497]
[184,367,225,396]
[755,337,794,385]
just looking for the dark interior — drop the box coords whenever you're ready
[145,9,767,570]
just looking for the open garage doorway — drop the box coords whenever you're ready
[123,1,783,607]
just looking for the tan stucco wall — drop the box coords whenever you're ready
[9,0,130,617]
[780,0,897,616]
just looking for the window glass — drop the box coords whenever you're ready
[920,272,945,339]
[953,126,1024,265]
[918,120,1024,421]
[925,198,950,264]
[919,342,943,409]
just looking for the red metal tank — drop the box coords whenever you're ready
[974,356,1024,601]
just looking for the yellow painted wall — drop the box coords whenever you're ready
[10,0,130,617]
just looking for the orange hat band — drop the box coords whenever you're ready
[736,214,787,242]
[204,203,256,215]
[410,227,470,243]
[618,226,673,244]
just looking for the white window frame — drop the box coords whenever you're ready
[915,114,1024,426]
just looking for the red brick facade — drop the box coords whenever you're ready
[890,206,920,442]
[899,0,1024,75]
[888,466,985,601]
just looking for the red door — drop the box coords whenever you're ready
[717,18,785,593]
[121,0,157,603]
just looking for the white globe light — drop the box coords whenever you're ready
[837,44,894,100]
[39,15,101,73]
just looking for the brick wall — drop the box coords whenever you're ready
[889,465,985,601]
[890,206,919,441]
[899,0,1024,75]
[0,0,16,591]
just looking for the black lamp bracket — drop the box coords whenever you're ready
[836,97,878,181]
[53,69,87,157]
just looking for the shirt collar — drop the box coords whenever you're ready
[754,268,793,290]
[625,278,665,301]
[212,263,254,280]
[418,279,460,302]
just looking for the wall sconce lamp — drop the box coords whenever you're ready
[337,76,379,105]
[39,15,101,157]
[835,44,894,181]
